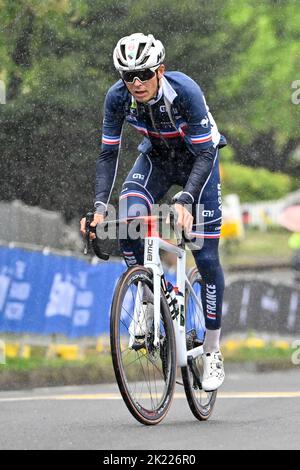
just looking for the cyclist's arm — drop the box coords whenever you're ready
[94,85,125,214]
[175,83,219,207]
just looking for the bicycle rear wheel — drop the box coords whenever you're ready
[181,267,217,421]
[110,266,176,425]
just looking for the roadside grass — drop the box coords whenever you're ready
[0,353,115,390]
[220,228,292,266]
[0,341,295,373]
[222,345,294,363]
[221,335,297,363]
[0,338,297,390]
[0,354,113,372]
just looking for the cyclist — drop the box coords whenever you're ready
[80,33,226,391]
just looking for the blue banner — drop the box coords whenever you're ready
[4,246,297,339]
[0,246,125,338]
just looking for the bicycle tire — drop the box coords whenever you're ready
[110,266,176,425]
[181,267,217,421]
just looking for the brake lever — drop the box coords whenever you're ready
[83,211,94,255]
[83,211,110,260]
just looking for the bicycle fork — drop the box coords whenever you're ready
[143,235,197,367]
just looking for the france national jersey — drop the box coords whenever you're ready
[94,71,226,332]
[94,71,224,213]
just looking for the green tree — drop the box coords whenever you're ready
[0,0,299,223]
[218,0,300,175]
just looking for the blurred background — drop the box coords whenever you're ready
[0,0,300,388]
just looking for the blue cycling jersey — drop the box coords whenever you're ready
[94,71,224,213]
[95,71,226,331]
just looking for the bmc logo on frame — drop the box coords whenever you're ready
[147,239,154,262]
[0,80,6,104]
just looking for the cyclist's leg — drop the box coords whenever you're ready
[192,235,224,342]
[171,147,225,391]
[189,148,225,352]
[119,151,171,267]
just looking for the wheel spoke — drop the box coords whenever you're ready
[182,269,217,421]
[111,268,175,423]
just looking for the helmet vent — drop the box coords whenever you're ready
[140,55,150,65]
[137,43,146,59]
[120,44,127,61]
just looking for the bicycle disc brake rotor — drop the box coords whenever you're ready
[145,331,160,362]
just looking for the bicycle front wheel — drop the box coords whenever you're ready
[110,266,176,425]
[181,267,217,421]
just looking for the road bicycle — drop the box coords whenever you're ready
[84,209,217,425]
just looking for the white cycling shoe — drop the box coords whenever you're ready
[201,351,225,392]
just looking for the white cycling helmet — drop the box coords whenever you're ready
[113,33,165,72]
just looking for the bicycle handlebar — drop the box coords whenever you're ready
[83,210,189,261]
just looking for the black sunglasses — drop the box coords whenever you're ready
[121,68,157,83]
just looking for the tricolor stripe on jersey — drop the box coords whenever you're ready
[129,122,182,139]
[190,231,221,239]
[207,313,217,320]
[190,132,212,144]
[120,191,152,209]
[102,134,121,145]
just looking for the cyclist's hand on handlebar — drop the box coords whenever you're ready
[174,203,193,237]
[80,213,104,240]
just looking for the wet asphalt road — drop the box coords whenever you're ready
[0,368,299,450]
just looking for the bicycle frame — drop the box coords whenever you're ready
[138,220,204,368]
